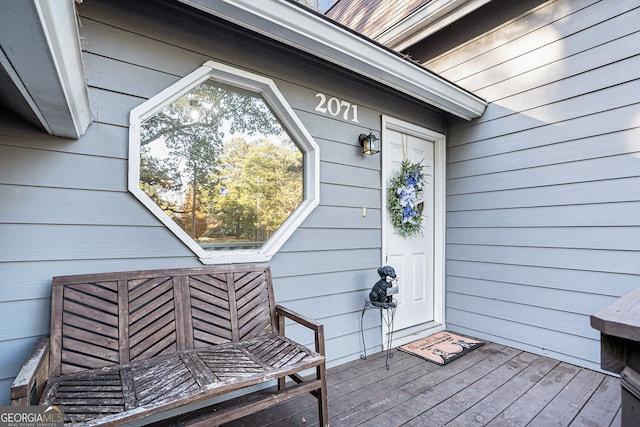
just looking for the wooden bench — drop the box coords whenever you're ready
[11,264,329,426]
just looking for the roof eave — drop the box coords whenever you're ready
[376,0,493,52]
[178,0,487,120]
[0,0,92,139]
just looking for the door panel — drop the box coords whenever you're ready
[381,116,445,346]
[384,128,434,331]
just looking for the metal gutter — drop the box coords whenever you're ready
[178,0,487,120]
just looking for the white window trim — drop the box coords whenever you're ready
[129,60,319,264]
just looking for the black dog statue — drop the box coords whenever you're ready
[369,266,397,306]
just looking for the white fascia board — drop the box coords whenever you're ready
[178,0,486,120]
[35,0,92,138]
[376,0,493,52]
[0,0,91,139]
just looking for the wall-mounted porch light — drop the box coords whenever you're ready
[359,131,380,155]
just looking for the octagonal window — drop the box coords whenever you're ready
[129,61,319,263]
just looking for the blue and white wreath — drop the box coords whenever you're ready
[387,160,427,237]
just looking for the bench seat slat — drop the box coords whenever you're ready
[54,398,125,406]
[180,352,219,387]
[55,391,123,399]
[63,406,124,414]
[42,333,323,425]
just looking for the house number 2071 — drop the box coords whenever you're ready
[315,93,359,123]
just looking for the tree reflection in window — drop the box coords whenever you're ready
[140,80,303,251]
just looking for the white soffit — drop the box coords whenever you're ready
[0,0,91,139]
[376,0,493,52]
[178,0,487,120]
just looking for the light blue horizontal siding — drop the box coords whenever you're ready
[448,128,640,179]
[0,185,160,226]
[0,144,127,190]
[446,276,616,317]
[448,104,640,161]
[451,79,640,144]
[447,226,640,251]
[1,224,192,262]
[0,121,128,158]
[425,0,600,75]
[445,260,639,298]
[448,202,640,228]
[320,183,380,208]
[273,268,375,301]
[320,162,381,189]
[472,52,640,124]
[270,248,381,277]
[447,243,640,276]
[448,176,640,211]
[279,228,381,252]
[441,2,640,90]
[0,301,50,342]
[0,337,43,382]
[446,315,601,370]
[417,0,640,369]
[448,291,598,340]
[449,153,640,194]
[83,52,182,99]
[0,258,201,303]
[0,380,10,409]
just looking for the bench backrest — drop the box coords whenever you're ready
[49,264,277,377]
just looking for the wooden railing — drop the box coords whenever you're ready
[591,286,640,427]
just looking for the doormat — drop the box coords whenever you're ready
[399,331,484,365]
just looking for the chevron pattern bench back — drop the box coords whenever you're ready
[49,264,277,377]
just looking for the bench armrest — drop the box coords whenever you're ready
[11,337,50,406]
[276,305,325,356]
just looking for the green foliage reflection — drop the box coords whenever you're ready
[140,80,303,250]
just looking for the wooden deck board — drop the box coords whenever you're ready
[568,374,621,427]
[405,351,542,426]
[447,354,561,426]
[486,362,583,426]
[221,342,621,427]
[365,345,520,426]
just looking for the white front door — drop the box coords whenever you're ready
[382,116,446,348]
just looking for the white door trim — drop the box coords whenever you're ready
[381,116,446,349]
